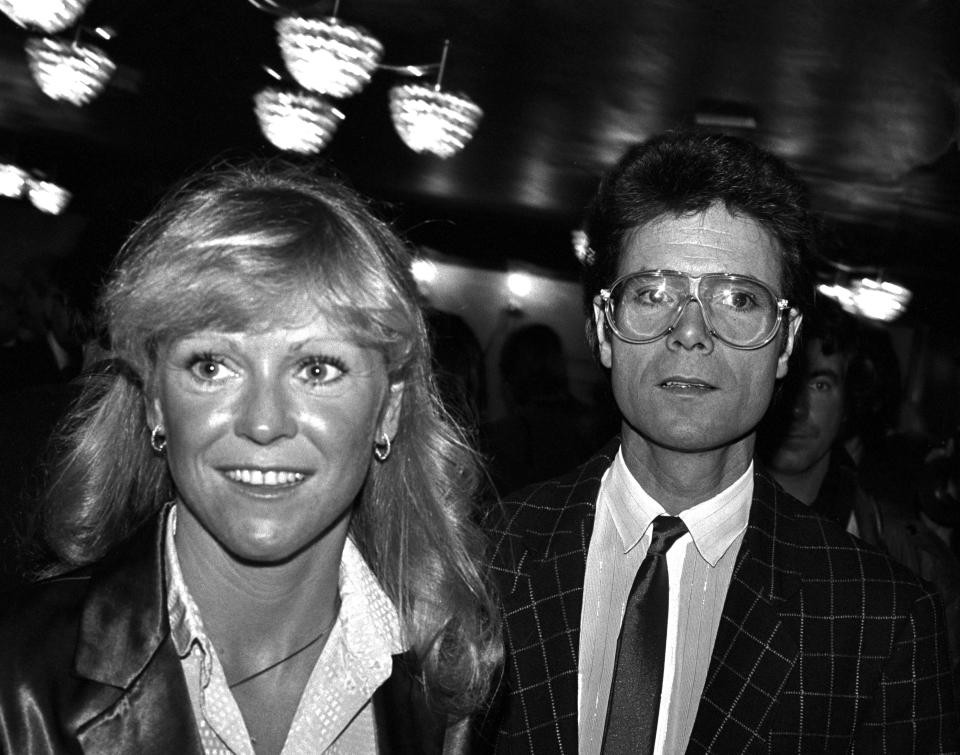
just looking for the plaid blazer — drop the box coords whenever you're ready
[478,440,959,753]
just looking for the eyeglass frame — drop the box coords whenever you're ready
[597,269,793,350]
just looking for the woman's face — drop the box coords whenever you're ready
[148,306,403,564]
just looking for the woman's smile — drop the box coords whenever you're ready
[152,313,403,563]
[221,468,310,487]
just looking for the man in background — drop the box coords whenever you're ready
[760,298,881,542]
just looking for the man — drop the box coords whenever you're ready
[479,131,957,753]
[760,300,882,543]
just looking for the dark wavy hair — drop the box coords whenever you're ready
[583,129,815,357]
[40,159,501,715]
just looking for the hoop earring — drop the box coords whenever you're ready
[150,425,167,455]
[373,433,391,462]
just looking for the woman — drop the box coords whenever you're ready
[0,161,501,754]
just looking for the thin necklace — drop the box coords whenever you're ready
[228,602,340,690]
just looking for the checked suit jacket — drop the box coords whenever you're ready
[478,440,959,753]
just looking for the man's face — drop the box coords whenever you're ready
[594,204,800,460]
[767,338,846,476]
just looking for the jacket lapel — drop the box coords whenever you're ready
[73,508,203,754]
[688,471,802,753]
[497,441,616,754]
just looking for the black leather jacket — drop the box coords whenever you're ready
[0,511,450,754]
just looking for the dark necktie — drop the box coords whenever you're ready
[601,514,688,754]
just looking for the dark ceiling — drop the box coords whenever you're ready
[1,0,959,325]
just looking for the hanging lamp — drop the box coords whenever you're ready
[0,0,90,34]
[254,87,345,154]
[389,41,482,158]
[26,35,116,105]
[275,0,382,98]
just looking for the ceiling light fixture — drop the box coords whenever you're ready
[817,276,912,323]
[0,0,90,34]
[251,2,482,157]
[276,4,383,98]
[0,163,30,199]
[389,41,482,158]
[26,36,116,106]
[570,229,592,265]
[253,87,344,154]
[26,177,71,214]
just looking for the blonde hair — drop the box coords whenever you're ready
[41,159,501,715]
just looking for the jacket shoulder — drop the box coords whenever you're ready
[482,441,616,539]
[751,469,940,608]
[0,568,92,682]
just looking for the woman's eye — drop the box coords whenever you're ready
[297,358,346,386]
[188,356,234,381]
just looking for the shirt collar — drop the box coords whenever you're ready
[164,504,211,678]
[164,503,406,673]
[605,448,753,566]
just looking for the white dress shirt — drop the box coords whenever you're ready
[165,504,406,754]
[578,450,752,754]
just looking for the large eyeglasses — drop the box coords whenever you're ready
[599,269,791,350]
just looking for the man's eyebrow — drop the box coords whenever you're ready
[806,367,842,382]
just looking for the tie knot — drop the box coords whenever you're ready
[647,515,687,556]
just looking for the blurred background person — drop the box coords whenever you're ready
[0,266,90,592]
[425,307,486,433]
[480,322,610,496]
[759,298,881,541]
[760,296,960,692]
[918,431,960,560]
[0,282,62,395]
[0,161,501,754]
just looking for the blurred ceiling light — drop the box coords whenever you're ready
[253,87,344,154]
[693,100,758,130]
[389,84,482,158]
[571,229,591,265]
[26,36,116,105]
[694,112,758,130]
[27,178,71,214]
[411,258,438,284]
[389,40,482,158]
[0,0,90,33]
[276,14,382,98]
[817,277,912,323]
[0,163,29,199]
[507,272,533,299]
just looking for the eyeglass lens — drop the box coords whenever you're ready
[609,272,779,346]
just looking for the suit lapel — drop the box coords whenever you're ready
[689,471,802,753]
[73,507,203,754]
[496,441,616,754]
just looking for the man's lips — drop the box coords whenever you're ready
[658,377,716,390]
[783,426,818,441]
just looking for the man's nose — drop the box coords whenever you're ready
[791,388,811,421]
[665,297,715,353]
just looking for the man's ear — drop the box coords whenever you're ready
[776,310,802,379]
[378,381,405,441]
[592,297,613,369]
